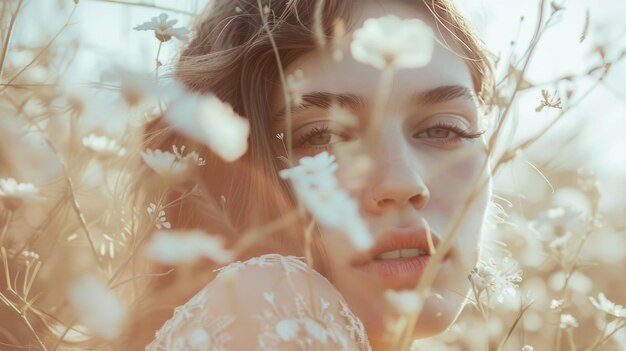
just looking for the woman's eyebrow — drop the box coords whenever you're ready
[411,85,476,105]
[272,92,366,122]
[272,86,474,122]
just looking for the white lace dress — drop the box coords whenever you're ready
[145,254,372,351]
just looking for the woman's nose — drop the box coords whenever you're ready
[362,150,430,215]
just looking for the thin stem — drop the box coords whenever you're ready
[0,291,48,351]
[257,0,294,163]
[155,41,164,113]
[0,4,78,95]
[397,158,489,351]
[155,41,163,80]
[86,0,195,16]
[313,0,326,50]
[487,0,547,155]
[0,0,24,81]
[0,210,13,247]
[66,173,105,270]
[585,319,609,351]
[495,2,556,89]
[231,209,299,255]
[50,317,77,351]
[366,66,394,140]
[510,75,607,158]
[1,247,12,291]
[108,268,174,290]
[21,314,48,351]
[591,320,626,350]
[12,194,68,260]
[567,329,577,351]
[10,99,104,269]
[496,299,533,351]
[303,219,318,319]
[563,205,598,286]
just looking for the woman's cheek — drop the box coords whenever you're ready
[442,153,484,207]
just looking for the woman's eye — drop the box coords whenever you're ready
[415,126,458,140]
[423,128,452,139]
[307,132,333,146]
[413,121,482,145]
[293,123,351,149]
[302,131,346,147]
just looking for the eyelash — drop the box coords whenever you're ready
[295,124,343,148]
[418,121,485,144]
[293,121,485,149]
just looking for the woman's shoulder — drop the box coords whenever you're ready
[146,253,371,351]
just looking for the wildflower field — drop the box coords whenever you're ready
[0,0,625,350]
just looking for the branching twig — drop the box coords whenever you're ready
[0,0,24,81]
[85,0,195,16]
[0,4,78,95]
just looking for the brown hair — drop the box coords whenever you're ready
[146,0,493,247]
[127,0,494,348]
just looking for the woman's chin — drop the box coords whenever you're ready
[364,299,460,350]
[413,303,457,338]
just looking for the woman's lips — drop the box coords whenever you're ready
[356,255,431,279]
[353,255,452,290]
[350,226,453,288]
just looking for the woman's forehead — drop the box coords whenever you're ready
[269,1,474,111]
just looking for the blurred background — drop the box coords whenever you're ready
[2,0,625,350]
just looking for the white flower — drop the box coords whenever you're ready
[350,15,434,70]
[550,299,565,310]
[279,151,338,181]
[470,256,523,303]
[263,292,275,304]
[589,293,626,318]
[134,13,189,43]
[341,199,374,250]
[65,89,128,139]
[166,93,250,162]
[276,319,300,341]
[279,152,373,250]
[532,206,581,238]
[560,313,579,329]
[548,232,572,254]
[286,69,307,105]
[522,345,534,351]
[147,203,171,229]
[141,145,205,183]
[67,275,127,340]
[385,289,422,314]
[21,250,40,260]
[102,66,159,107]
[0,178,41,210]
[82,134,126,157]
[145,230,235,265]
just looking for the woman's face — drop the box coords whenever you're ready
[271,1,490,347]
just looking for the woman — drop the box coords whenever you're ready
[139,0,494,349]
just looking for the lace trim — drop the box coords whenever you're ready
[214,253,308,278]
[145,286,235,351]
[255,292,354,350]
[340,300,372,351]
